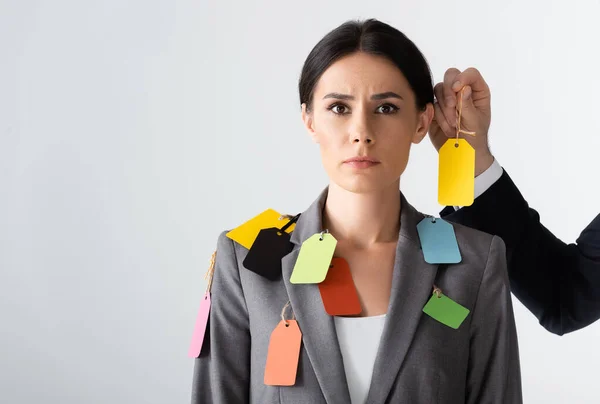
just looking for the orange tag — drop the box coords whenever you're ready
[264,320,302,386]
[319,257,362,316]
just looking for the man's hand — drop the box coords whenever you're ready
[429,67,494,176]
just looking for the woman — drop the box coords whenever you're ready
[191,18,522,404]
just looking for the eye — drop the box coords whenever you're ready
[376,103,399,114]
[327,103,350,115]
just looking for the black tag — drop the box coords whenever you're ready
[243,214,300,281]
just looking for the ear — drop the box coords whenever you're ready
[301,103,319,143]
[412,103,435,145]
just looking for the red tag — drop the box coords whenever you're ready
[188,292,211,358]
[264,320,302,386]
[318,257,362,316]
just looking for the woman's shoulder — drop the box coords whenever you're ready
[432,219,509,313]
[449,219,507,271]
[210,230,240,270]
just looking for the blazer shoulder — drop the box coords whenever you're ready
[216,229,233,248]
[451,221,505,268]
[213,229,242,267]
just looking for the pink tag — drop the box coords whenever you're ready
[188,291,211,358]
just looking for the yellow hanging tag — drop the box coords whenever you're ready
[438,139,475,206]
[226,209,296,250]
[438,88,476,206]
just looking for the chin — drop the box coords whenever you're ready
[332,176,395,194]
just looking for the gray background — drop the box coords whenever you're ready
[1,0,599,403]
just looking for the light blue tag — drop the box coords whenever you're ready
[416,217,462,264]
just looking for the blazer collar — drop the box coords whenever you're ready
[289,186,422,248]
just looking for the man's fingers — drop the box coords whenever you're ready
[443,68,461,107]
[434,83,456,129]
[463,85,472,99]
[433,101,454,137]
[457,85,476,115]
[451,67,490,97]
[434,82,446,109]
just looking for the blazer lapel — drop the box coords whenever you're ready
[365,194,440,404]
[281,187,352,404]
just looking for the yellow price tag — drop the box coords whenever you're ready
[226,209,295,250]
[438,139,475,207]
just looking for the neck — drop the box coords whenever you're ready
[323,181,401,248]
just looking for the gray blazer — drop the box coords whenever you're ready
[191,189,522,404]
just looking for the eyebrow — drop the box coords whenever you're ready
[322,92,404,101]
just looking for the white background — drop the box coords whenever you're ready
[1,0,599,403]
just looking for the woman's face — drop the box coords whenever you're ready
[302,52,434,194]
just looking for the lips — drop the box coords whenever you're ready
[343,156,380,168]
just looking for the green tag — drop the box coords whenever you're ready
[423,292,470,329]
[290,232,337,284]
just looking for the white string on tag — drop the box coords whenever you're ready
[281,301,296,326]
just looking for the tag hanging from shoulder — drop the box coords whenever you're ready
[438,88,476,207]
[243,214,300,281]
[188,251,216,358]
[226,209,296,250]
[290,230,337,284]
[319,257,362,316]
[264,302,303,386]
[423,285,470,329]
[417,217,461,264]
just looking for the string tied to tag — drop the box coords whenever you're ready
[433,284,443,299]
[280,213,301,234]
[204,250,217,294]
[425,214,437,224]
[455,88,476,147]
[319,229,329,241]
[281,301,296,327]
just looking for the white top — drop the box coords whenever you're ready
[334,314,387,404]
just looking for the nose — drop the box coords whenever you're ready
[353,133,373,144]
[349,115,375,145]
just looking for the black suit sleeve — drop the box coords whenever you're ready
[441,170,600,335]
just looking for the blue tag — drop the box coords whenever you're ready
[416,217,462,264]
